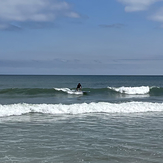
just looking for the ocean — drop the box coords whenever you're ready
[0,75,163,163]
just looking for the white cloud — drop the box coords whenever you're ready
[118,0,162,12]
[0,0,79,29]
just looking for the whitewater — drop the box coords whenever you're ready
[0,102,163,117]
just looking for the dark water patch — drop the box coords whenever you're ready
[0,88,57,95]
[150,87,163,96]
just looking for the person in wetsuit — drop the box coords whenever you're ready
[76,83,82,91]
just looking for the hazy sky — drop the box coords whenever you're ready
[0,0,163,75]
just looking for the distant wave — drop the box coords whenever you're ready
[0,102,163,117]
[0,88,84,96]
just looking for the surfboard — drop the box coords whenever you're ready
[82,91,90,94]
[74,90,89,94]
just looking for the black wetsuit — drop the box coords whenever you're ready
[76,83,81,90]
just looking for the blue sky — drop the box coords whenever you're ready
[0,0,163,75]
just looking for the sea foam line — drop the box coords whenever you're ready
[108,86,150,95]
[0,102,163,117]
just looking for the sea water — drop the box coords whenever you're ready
[0,75,163,163]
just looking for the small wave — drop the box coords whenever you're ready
[0,102,163,117]
[108,86,150,95]
[54,88,83,95]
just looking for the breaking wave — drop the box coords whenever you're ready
[107,86,163,96]
[108,86,150,95]
[0,102,163,117]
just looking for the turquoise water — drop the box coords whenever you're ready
[0,75,163,162]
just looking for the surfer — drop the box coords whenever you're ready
[76,83,82,91]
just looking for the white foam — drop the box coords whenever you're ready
[54,88,83,95]
[0,102,163,117]
[108,86,150,95]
